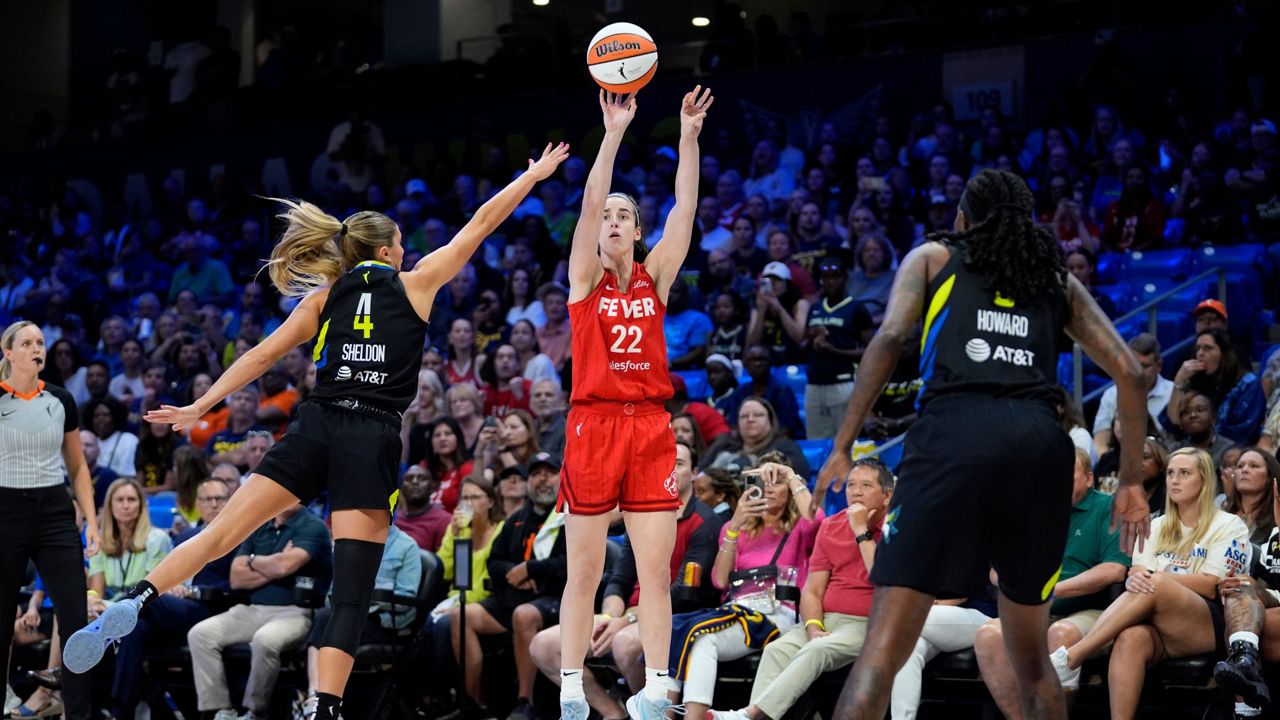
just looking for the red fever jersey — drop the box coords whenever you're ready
[568,262,674,405]
[561,262,678,515]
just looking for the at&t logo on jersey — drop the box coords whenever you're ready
[334,365,388,385]
[965,338,1036,367]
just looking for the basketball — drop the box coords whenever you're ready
[586,22,658,96]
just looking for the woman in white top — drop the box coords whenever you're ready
[509,319,560,387]
[1049,448,1249,719]
[85,396,139,478]
[108,339,147,403]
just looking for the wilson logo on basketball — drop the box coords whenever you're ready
[594,40,642,57]
[586,22,658,96]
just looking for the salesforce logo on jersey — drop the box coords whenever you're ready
[964,338,1036,367]
[334,365,388,385]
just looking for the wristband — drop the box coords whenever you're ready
[597,613,613,622]
[725,529,741,540]
[804,619,826,631]
[86,589,100,598]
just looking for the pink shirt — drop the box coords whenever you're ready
[715,512,824,591]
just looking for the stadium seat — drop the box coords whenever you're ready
[878,440,905,471]
[1192,243,1267,275]
[797,438,833,477]
[674,369,710,401]
[1126,248,1192,280]
[1094,252,1128,285]
[1129,278,1214,314]
[773,365,809,405]
[1092,282,1135,315]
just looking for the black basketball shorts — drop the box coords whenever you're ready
[254,400,403,513]
[870,393,1075,606]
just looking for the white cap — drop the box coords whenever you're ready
[705,353,733,371]
[761,261,792,281]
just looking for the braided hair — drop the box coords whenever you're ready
[931,169,1066,305]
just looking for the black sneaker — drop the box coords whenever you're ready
[1214,640,1272,708]
[505,698,537,720]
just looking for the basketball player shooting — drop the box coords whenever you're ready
[556,87,713,720]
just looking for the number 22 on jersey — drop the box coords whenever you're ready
[609,325,643,354]
[354,292,374,338]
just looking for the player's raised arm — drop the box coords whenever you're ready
[410,142,569,295]
[567,92,636,298]
[646,86,713,296]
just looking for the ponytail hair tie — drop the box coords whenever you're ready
[338,223,349,239]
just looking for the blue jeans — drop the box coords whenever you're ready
[112,595,216,719]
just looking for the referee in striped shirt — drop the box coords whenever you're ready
[0,321,100,720]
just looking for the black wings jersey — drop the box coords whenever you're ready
[916,245,1066,412]
[309,261,429,415]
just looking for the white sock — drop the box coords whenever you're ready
[643,667,671,702]
[1235,700,1262,716]
[1229,631,1261,650]
[560,669,585,703]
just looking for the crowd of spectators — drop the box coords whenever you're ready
[4,13,1280,718]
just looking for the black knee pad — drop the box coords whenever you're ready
[319,538,383,655]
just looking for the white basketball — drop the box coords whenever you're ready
[586,22,658,95]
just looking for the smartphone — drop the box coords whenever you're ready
[483,416,498,429]
[741,469,765,497]
[758,277,774,294]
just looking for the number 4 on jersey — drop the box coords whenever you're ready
[354,292,374,338]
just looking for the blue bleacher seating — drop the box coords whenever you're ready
[1129,278,1213,312]
[1092,283,1135,315]
[1094,252,1127,285]
[878,440,905,471]
[1193,243,1267,275]
[773,365,808,402]
[1126,248,1192,280]
[674,369,710,401]
[797,438,833,478]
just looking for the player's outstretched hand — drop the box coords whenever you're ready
[526,142,571,182]
[145,403,204,433]
[679,85,714,139]
[1111,482,1150,556]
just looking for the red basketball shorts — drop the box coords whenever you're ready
[559,403,679,515]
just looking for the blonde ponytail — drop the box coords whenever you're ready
[0,320,37,382]
[265,199,399,297]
